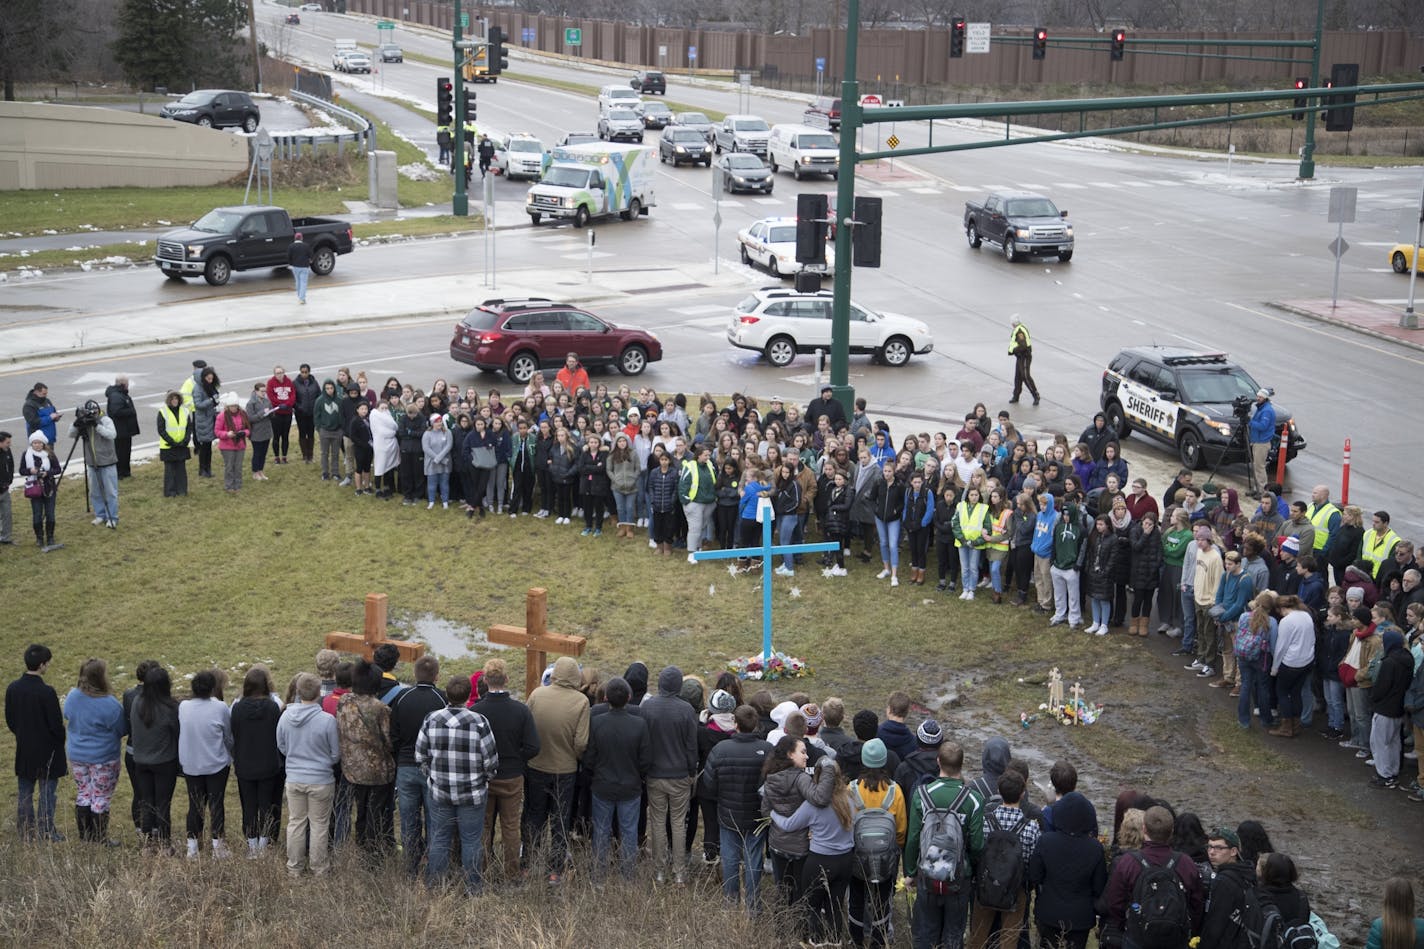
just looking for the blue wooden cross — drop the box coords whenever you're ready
[693,497,840,662]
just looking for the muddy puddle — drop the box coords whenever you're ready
[389,612,512,660]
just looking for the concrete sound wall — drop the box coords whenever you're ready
[0,102,250,191]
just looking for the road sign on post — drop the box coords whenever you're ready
[564,27,581,46]
[966,23,991,54]
[858,94,882,106]
[816,57,826,72]
[688,45,697,62]
[459,12,468,28]
[522,27,535,44]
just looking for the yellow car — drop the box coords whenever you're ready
[1391,243,1423,274]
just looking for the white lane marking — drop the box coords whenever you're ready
[672,202,704,211]
[1224,301,1424,367]
[672,304,727,316]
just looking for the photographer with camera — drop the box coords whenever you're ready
[1246,388,1276,500]
[69,400,120,530]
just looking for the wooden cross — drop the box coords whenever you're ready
[325,593,426,663]
[1047,667,1064,709]
[488,587,587,697]
[1070,681,1085,709]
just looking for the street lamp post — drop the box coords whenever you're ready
[827,0,860,414]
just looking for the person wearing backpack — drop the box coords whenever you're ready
[968,769,1040,949]
[893,718,944,798]
[902,741,986,949]
[1102,805,1203,949]
[1255,852,1315,948]
[848,739,907,948]
[1197,827,1257,949]
[1234,592,1279,730]
[769,756,856,947]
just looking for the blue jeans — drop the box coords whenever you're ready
[396,766,430,874]
[1090,597,1112,627]
[876,518,901,568]
[1238,659,1275,728]
[635,470,648,520]
[613,490,636,525]
[293,265,311,301]
[1180,586,1197,650]
[425,797,486,893]
[719,825,766,910]
[590,793,640,879]
[989,557,1004,593]
[1323,678,1346,732]
[16,776,59,839]
[89,463,119,523]
[911,876,970,949]
[426,471,450,503]
[959,545,982,586]
[778,514,798,568]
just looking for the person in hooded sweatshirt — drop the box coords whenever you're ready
[1078,412,1113,461]
[1369,626,1413,789]
[313,379,346,481]
[877,691,916,761]
[230,667,283,858]
[642,665,699,884]
[524,655,590,884]
[1198,827,1257,949]
[470,658,540,881]
[893,717,945,797]
[277,673,341,877]
[969,735,1012,805]
[583,675,651,880]
[1028,789,1108,949]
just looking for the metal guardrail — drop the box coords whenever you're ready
[260,90,374,159]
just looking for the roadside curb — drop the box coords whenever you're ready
[1267,299,1424,354]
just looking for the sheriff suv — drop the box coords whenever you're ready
[449,298,662,384]
[1099,347,1306,471]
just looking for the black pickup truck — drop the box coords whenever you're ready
[963,191,1074,263]
[153,206,354,286]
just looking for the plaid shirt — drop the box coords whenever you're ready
[988,803,1041,876]
[414,706,500,806]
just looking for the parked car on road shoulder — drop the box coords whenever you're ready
[153,206,353,287]
[159,90,261,132]
[449,298,663,383]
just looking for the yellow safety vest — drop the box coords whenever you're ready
[1008,324,1031,355]
[1361,528,1401,579]
[957,501,988,546]
[1306,502,1339,551]
[179,376,196,413]
[162,406,190,446]
[986,509,1011,551]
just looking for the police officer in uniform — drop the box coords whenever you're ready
[477,134,496,178]
[1008,318,1040,406]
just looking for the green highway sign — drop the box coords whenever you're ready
[459,12,469,28]
[377,20,394,28]
[565,28,582,46]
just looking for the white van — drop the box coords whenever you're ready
[767,124,840,181]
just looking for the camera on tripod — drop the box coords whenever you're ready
[73,399,102,429]
[1230,395,1254,419]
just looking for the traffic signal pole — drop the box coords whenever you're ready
[451,0,468,216]
[828,0,860,414]
[1298,0,1325,179]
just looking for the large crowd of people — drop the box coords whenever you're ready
[7,349,1424,946]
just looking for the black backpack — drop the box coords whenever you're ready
[1250,906,1319,949]
[1124,851,1192,949]
[974,809,1026,911]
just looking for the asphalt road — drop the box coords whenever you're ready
[4,1,1422,539]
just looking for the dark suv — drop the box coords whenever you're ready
[159,90,261,132]
[1100,347,1305,471]
[631,70,666,94]
[450,298,663,384]
[804,96,841,131]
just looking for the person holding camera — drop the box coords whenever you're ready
[1247,388,1276,499]
[69,401,120,530]
[19,431,61,550]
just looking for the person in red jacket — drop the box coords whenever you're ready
[265,366,297,465]
[555,353,589,397]
[1102,805,1204,945]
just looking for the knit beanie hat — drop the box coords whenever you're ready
[916,718,945,747]
[861,738,888,769]
[1280,536,1300,556]
[709,689,736,713]
[800,703,823,731]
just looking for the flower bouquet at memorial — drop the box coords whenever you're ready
[727,650,810,682]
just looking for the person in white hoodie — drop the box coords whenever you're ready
[276,673,342,877]
[178,670,233,859]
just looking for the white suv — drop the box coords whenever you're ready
[598,85,644,115]
[728,287,934,369]
[504,134,547,181]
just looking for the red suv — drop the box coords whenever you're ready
[449,298,663,384]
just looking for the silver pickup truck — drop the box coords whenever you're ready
[963,191,1074,263]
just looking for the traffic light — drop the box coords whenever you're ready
[1032,28,1047,61]
[950,18,965,59]
[795,193,829,266]
[1325,62,1358,132]
[436,77,453,126]
[852,197,882,268]
[1292,77,1307,121]
[488,26,509,75]
[1110,29,1125,62]
[462,87,477,125]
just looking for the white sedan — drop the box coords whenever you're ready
[736,216,834,278]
